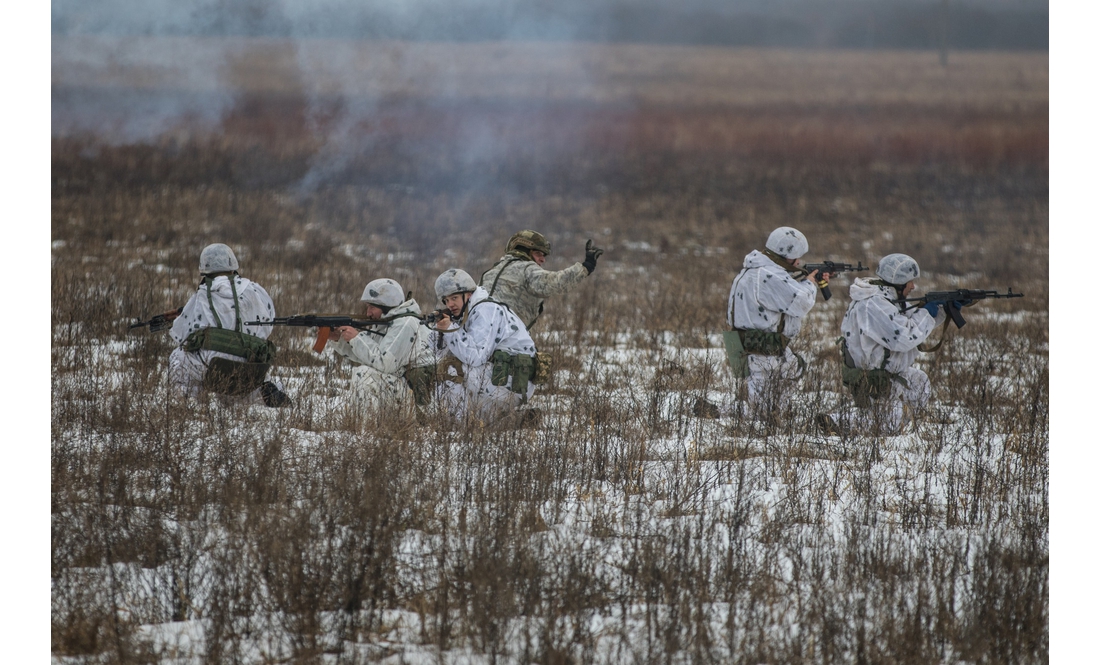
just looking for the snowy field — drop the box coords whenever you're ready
[52,297,1048,663]
[50,36,1048,663]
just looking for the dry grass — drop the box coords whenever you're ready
[52,42,1046,663]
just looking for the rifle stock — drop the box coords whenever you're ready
[129,307,183,332]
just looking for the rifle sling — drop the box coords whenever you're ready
[917,317,951,353]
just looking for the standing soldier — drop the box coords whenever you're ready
[168,243,289,407]
[327,278,436,419]
[700,227,830,420]
[479,230,604,330]
[432,268,539,425]
[817,253,948,435]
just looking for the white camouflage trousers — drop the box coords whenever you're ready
[167,347,279,406]
[348,365,414,416]
[745,349,805,415]
[437,363,535,424]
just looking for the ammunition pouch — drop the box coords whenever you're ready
[721,330,750,378]
[403,364,437,407]
[839,338,908,408]
[202,357,271,396]
[722,327,790,379]
[437,356,465,384]
[490,350,535,398]
[183,327,277,365]
[183,327,277,396]
[738,329,789,356]
[531,353,553,385]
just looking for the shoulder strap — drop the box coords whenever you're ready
[917,318,951,353]
[729,267,749,330]
[729,259,787,335]
[841,336,892,371]
[202,274,243,332]
[461,296,510,329]
[762,248,803,277]
[482,256,526,299]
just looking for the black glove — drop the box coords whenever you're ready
[582,239,604,274]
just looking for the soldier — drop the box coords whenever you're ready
[479,230,604,330]
[698,227,830,419]
[432,268,539,425]
[817,253,949,435]
[328,278,436,418]
[168,243,289,407]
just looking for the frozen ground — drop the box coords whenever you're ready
[51,306,1048,663]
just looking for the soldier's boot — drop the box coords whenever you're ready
[815,413,843,436]
[519,408,543,429]
[260,381,291,408]
[692,398,722,419]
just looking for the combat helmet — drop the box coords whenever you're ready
[435,269,477,302]
[199,243,239,274]
[876,253,920,286]
[507,230,552,256]
[361,278,405,310]
[765,227,809,260]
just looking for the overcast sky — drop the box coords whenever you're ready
[52,0,1048,48]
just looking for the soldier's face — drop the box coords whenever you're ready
[901,280,915,297]
[443,293,468,315]
[363,303,385,320]
[531,250,547,266]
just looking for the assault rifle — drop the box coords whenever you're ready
[422,309,452,326]
[247,315,390,352]
[129,307,183,332]
[896,288,1024,328]
[799,261,868,300]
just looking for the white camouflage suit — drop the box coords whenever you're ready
[435,286,537,421]
[168,274,278,402]
[727,250,819,412]
[836,277,946,433]
[329,299,435,414]
[479,253,589,329]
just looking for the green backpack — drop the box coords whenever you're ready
[182,276,277,396]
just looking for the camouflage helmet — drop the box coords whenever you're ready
[435,268,477,302]
[765,227,809,260]
[360,278,405,309]
[199,243,239,274]
[506,230,552,256]
[876,253,920,285]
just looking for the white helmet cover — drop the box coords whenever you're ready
[361,278,405,309]
[765,227,809,259]
[434,268,477,301]
[199,243,239,274]
[876,253,921,285]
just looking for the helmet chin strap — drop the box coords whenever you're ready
[870,278,907,299]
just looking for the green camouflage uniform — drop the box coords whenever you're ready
[479,252,589,329]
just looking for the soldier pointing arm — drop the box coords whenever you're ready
[479,230,604,330]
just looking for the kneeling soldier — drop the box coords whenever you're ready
[724,226,829,418]
[432,268,538,425]
[329,278,436,418]
[168,243,289,407]
[818,253,947,435]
